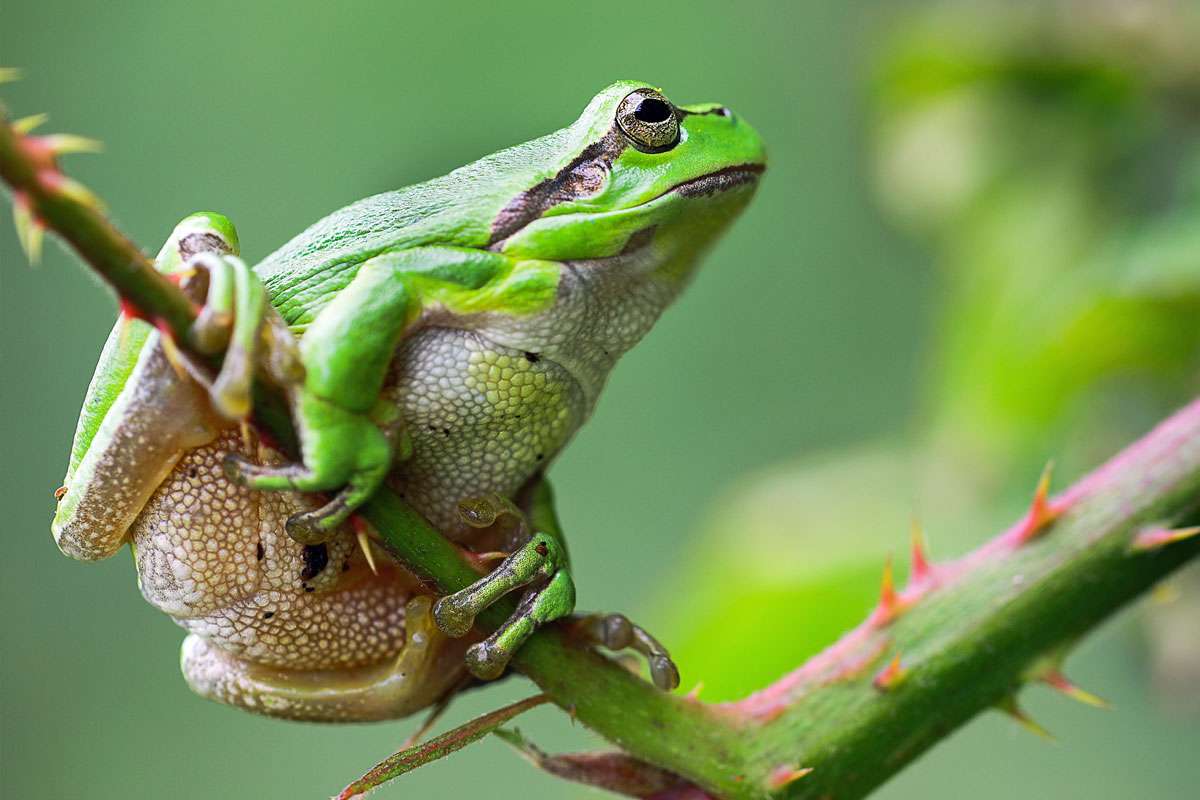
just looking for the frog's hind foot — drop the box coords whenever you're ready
[571,612,680,691]
[433,496,576,681]
[151,213,296,425]
[183,252,270,420]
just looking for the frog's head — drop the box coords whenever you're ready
[491,80,765,289]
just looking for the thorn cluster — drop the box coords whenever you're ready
[2,86,103,265]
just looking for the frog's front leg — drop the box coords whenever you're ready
[434,518,576,680]
[223,255,415,545]
[433,484,680,690]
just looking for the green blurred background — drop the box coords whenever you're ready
[3,1,1199,798]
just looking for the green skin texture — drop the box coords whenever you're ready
[53,80,765,684]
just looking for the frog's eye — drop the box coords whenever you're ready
[616,88,680,153]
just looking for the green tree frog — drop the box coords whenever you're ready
[50,81,765,721]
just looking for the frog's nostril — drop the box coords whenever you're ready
[716,107,733,119]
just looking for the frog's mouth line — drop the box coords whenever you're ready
[665,163,765,199]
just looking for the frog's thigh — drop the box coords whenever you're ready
[53,331,226,561]
[180,597,470,722]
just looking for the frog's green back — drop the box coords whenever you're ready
[255,130,569,279]
[253,82,642,319]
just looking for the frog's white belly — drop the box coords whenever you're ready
[132,430,411,670]
[386,326,588,537]
[130,428,470,721]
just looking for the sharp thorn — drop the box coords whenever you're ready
[1041,669,1110,709]
[997,696,1055,741]
[686,681,704,700]
[158,333,191,381]
[356,526,379,575]
[51,174,105,211]
[881,556,896,605]
[41,133,103,156]
[1014,460,1062,544]
[1130,525,1200,553]
[239,420,254,451]
[766,765,814,790]
[12,198,44,265]
[871,555,902,624]
[910,517,932,582]
[873,654,907,691]
[13,113,49,134]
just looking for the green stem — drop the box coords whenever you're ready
[0,115,193,340]
[4,100,1199,800]
[745,402,1200,798]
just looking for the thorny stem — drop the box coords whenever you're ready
[4,101,1200,800]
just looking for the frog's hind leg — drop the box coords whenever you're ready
[51,214,241,562]
[570,613,680,691]
[222,254,418,545]
[180,596,469,722]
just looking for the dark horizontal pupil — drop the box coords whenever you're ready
[634,97,672,124]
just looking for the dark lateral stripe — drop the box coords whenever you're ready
[489,126,627,245]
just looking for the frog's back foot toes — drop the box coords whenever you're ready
[433,531,569,640]
[463,640,508,681]
[432,533,575,681]
[573,612,680,691]
[176,253,266,422]
[456,493,523,529]
[262,315,305,386]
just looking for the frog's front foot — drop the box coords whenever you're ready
[435,529,575,680]
[221,396,396,545]
[430,495,574,680]
[432,496,679,689]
